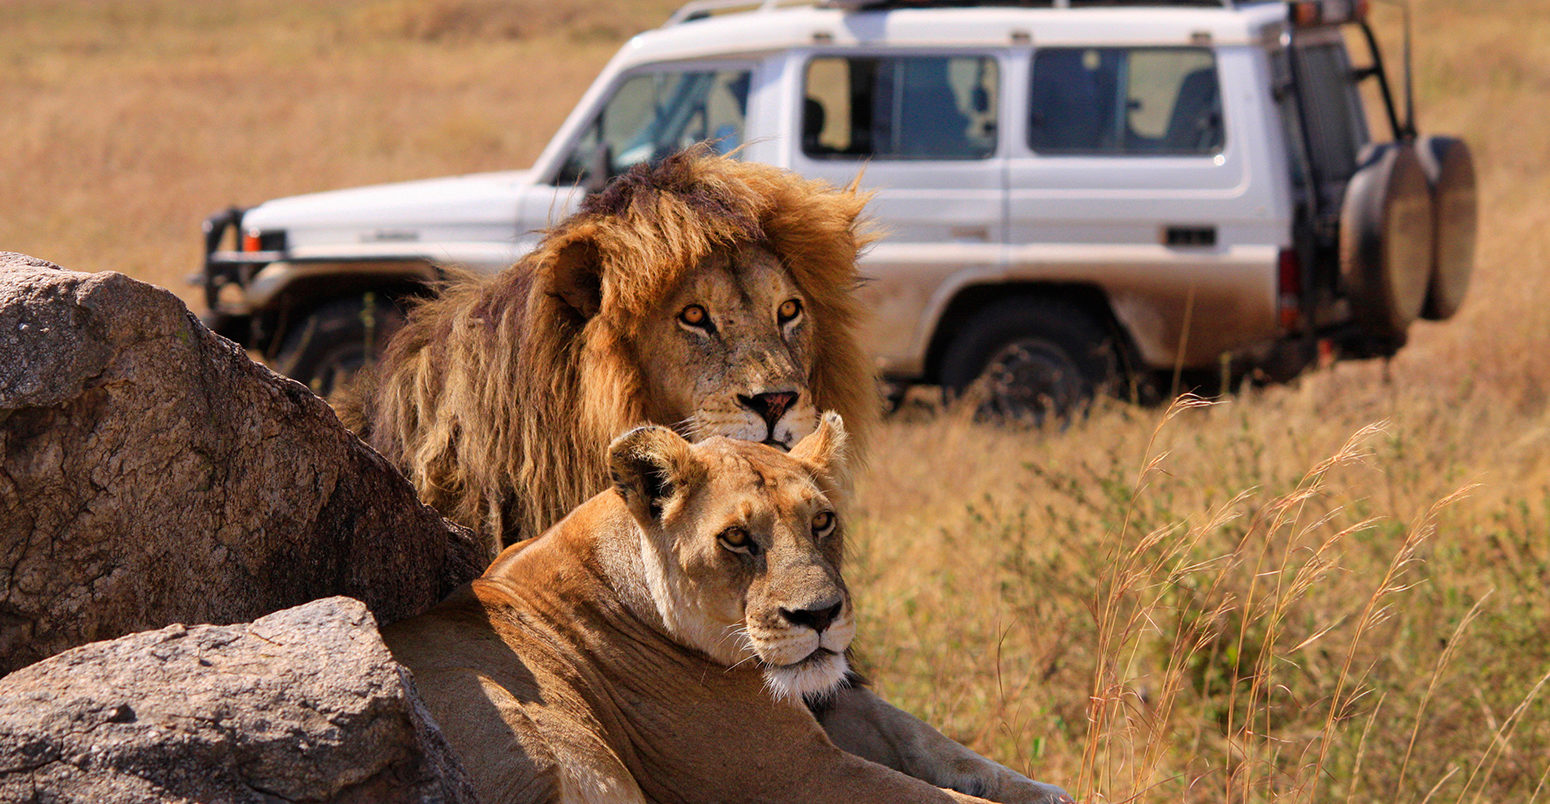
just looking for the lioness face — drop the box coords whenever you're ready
[609,414,853,703]
[636,243,820,451]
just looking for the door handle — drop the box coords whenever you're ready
[1164,225,1216,247]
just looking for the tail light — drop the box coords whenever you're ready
[1277,247,1302,331]
[1291,0,1369,27]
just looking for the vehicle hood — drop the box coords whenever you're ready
[241,169,538,248]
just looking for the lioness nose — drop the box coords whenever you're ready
[738,391,799,428]
[781,600,843,634]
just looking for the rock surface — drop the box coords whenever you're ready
[0,597,477,803]
[0,253,488,674]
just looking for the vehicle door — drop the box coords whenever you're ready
[1006,44,1285,369]
[517,61,759,248]
[787,49,1008,378]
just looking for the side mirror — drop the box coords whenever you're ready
[582,142,613,195]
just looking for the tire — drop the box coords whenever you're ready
[1415,135,1477,320]
[938,297,1119,424]
[1338,142,1435,340]
[274,294,405,396]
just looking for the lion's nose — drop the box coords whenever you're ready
[737,391,799,429]
[781,600,843,634]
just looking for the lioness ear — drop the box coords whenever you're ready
[789,411,849,487]
[547,236,603,320]
[608,426,701,526]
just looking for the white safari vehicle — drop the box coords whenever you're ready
[198,0,1475,417]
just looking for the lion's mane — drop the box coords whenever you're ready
[340,148,876,546]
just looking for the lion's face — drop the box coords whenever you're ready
[608,414,853,703]
[634,243,820,451]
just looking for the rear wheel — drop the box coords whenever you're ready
[938,297,1119,424]
[273,294,405,396]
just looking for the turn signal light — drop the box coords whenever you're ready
[1290,0,1369,27]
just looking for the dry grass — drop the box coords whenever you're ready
[0,0,680,297]
[4,0,1548,801]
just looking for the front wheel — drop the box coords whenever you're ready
[938,298,1120,424]
[273,294,405,396]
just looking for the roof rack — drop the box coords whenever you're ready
[665,0,812,26]
[665,0,1241,25]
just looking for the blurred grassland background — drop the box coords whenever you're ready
[3,0,1548,800]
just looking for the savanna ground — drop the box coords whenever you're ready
[3,1,1547,800]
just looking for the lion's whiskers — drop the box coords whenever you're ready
[726,652,763,673]
[721,625,763,673]
[671,415,706,442]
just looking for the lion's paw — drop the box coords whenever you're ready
[943,760,1075,804]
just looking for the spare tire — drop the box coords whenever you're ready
[1415,135,1478,320]
[1339,142,1435,340]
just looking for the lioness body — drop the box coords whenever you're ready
[384,421,986,803]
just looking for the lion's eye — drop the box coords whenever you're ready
[777,298,803,325]
[718,527,760,557]
[679,304,711,329]
[812,510,836,537]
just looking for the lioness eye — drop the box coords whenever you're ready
[812,511,836,537]
[777,298,802,324]
[718,527,761,557]
[679,304,710,329]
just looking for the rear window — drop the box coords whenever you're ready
[1291,41,1369,190]
[1028,47,1224,155]
[803,55,998,161]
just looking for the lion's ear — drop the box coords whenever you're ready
[789,411,849,488]
[608,426,701,526]
[548,237,603,320]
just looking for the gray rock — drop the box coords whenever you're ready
[0,253,489,674]
[0,597,477,803]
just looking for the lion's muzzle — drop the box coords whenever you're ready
[735,389,813,449]
[750,595,855,702]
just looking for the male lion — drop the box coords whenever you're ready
[344,150,1062,801]
[384,415,1071,804]
[339,147,877,553]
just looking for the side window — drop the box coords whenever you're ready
[803,55,998,161]
[1028,47,1224,155]
[556,68,751,186]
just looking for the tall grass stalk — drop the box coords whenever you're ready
[1068,400,1491,803]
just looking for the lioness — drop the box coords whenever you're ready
[345,149,1063,801]
[384,415,1071,803]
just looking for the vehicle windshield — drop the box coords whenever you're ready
[556,68,751,186]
